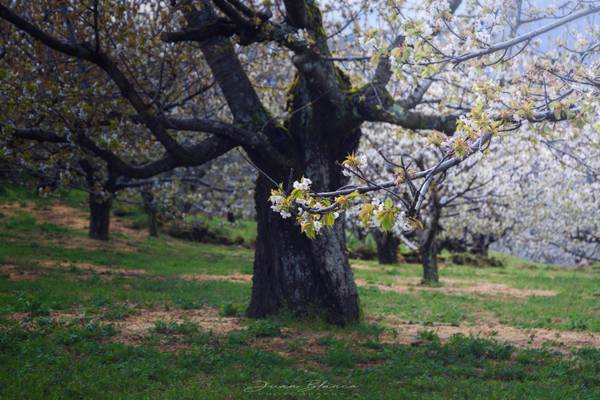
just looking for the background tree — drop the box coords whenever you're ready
[346,126,506,282]
[0,130,120,240]
[490,129,600,264]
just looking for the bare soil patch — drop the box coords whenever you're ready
[1,261,146,281]
[0,203,87,230]
[351,262,378,271]
[8,305,244,352]
[179,273,252,283]
[112,306,244,346]
[178,272,555,299]
[49,236,137,252]
[2,234,136,253]
[9,310,87,324]
[0,264,43,281]
[374,315,600,350]
[256,337,330,369]
[254,330,327,355]
[356,277,557,299]
[35,260,146,277]
[9,304,600,354]
[0,202,143,250]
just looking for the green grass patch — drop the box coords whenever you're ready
[1,320,599,399]
[1,182,600,398]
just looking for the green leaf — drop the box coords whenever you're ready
[378,211,396,232]
[322,212,335,227]
[358,203,375,227]
[300,222,316,240]
[290,188,304,199]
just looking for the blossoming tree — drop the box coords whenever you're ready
[343,126,507,282]
[1,0,598,323]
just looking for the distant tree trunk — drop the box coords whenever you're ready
[147,209,158,238]
[226,210,236,224]
[80,158,113,241]
[89,193,111,241]
[373,230,399,264]
[470,233,494,256]
[438,237,467,253]
[420,186,441,284]
[421,239,439,283]
[141,190,158,237]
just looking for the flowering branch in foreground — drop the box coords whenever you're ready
[269,130,493,239]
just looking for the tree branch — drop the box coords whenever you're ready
[450,5,600,64]
[163,117,291,167]
[283,0,308,28]
[5,124,236,179]
[0,4,193,162]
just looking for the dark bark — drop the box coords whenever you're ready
[142,191,158,238]
[245,37,362,324]
[248,176,360,325]
[420,187,441,284]
[373,231,399,264]
[283,0,308,28]
[470,233,494,256]
[80,158,113,241]
[439,237,468,253]
[421,239,439,284]
[148,210,158,238]
[89,193,111,241]
[248,68,361,323]
[226,211,236,224]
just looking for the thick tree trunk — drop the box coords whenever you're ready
[373,231,399,264]
[89,193,111,241]
[245,62,362,325]
[142,191,158,238]
[248,177,360,325]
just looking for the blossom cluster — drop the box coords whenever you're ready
[268,177,345,239]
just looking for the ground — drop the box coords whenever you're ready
[1,184,599,399]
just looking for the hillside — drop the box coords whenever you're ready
[1,186,599,399]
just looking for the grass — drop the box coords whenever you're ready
[1,182,600,398]
[0,233,253,276]
[184,214,257,246]
[1,317,599,399]
[351,259,600,331]
[0,181,87,208]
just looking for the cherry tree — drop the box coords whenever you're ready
[0,128,121,240]
[149,152,255,222]
[344,125,507,282]
[127,153,255,240]
[1,0,598,323]
[489,126,600,264]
